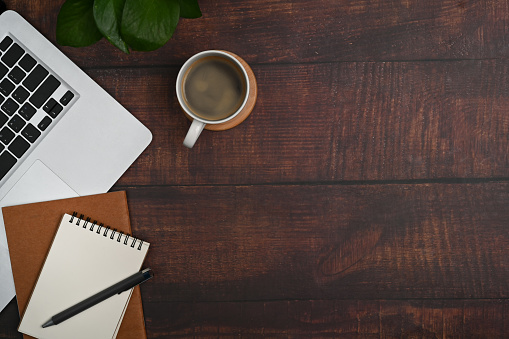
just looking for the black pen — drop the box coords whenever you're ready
[42,268,153,328]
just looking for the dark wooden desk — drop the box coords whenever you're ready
[1,1,508,337]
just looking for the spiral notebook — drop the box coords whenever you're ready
[15,212,149,339]
[3,191,148,339]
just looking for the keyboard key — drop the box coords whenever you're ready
[43,98,57,113]
[19,103,36,120]
[12,86,29,104]
[0,78,15,96]
[0,63,8,79]
[0,36,13,51]
[60,91,74,106]
[23,65,48,91]
[8,114,25,132]
[49,103,63,118]
[0,111,7,126]
[0,151,17,180]
[8,66,26,84]
[8,135,30,158]
[21,123,40,143]
[38,116,51,131]
[29,75,60,108]
[19,54,36,72]
[2,43,24,67]
[0,126,14,145]
[1,98,19,116]
[0,143,3,152]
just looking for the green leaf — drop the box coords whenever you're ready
[57,0,103,47]
[120,0,180,51]
[93,0,129,53]
[178,0,201,19]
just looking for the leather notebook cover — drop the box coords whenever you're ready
[2,191,147,339]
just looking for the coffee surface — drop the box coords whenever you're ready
[183,56,246,121]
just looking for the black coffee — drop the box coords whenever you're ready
[183,56,246,121]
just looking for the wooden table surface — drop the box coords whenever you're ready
[1,0,509,337]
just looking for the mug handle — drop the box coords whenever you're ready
[183,119,206,148]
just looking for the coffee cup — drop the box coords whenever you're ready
[177,50,250,148]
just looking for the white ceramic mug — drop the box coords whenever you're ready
[177,50,250,148]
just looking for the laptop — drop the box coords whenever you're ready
[0,10,152,312]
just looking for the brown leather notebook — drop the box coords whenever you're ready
[2,191,147,339]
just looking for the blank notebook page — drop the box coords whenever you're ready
[18,213,149,339]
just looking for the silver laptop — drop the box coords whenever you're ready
[0,11,152,312]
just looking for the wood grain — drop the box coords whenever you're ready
[0,299,21,339]
[79,60,509,185]
[7,0,509,68]
[123,184,509,301]
[0,299,509,339]
[141,299,508,337]
[3,299,507,338]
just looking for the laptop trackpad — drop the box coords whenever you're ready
[0,160,79,211]
[0,160,79,248]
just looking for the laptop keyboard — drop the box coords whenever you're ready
[0,35,77,182]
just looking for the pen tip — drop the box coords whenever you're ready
[42,319,54,328]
